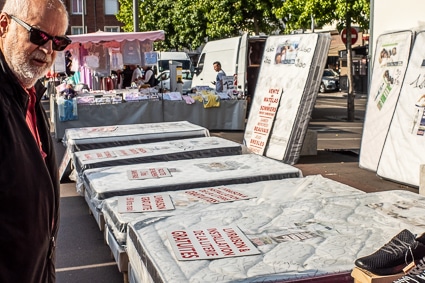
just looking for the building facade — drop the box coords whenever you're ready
[0,0,123,34]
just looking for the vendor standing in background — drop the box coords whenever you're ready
[213,61,226,92]
[141,65,156,87]
[119,65,134,88]
[0,0,71,282]
[130,64,143,84]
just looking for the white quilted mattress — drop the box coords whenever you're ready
[73,137,243,191]
[126,189,425,283]
[83,154,302,209]
[103,175,364,245]
[63,121,210,152]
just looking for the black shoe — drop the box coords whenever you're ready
[393,256,425,282]
[355,229,425,276]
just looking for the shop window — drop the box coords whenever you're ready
[105,26,120,32]
[105,0,118,15]
[71,0,84,15]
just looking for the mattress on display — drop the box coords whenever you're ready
[102,175,364,246]
[244,33,331,165]
[63,121,210,153]
[126,189,425,283]
[73,137,243,193]
[359,30,413,172]
[83,153,302,210]
[377,30,425,187]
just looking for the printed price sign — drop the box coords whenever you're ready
[127,168,172,180]
[118,194,174,213]
[114,147,152,157]
[167,225,260,261]
[184,187,251,203]
[247,88,283,154]
[81,150,117,161]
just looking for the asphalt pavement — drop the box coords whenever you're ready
[48,92,419,283]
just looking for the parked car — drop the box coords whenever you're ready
[155,70,193,94]
[320,69,340,93]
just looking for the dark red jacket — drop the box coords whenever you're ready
[0,50,60,283]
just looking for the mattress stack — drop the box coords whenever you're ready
[83,153,302,230]
[125,189,425,283]
[59,121,210,182]
[63,121,210,153]
[102,175,363,273]
[72,136,243,194]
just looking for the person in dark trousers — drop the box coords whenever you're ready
[0,0,70,282]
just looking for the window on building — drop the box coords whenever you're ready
[104,0,118,15]
[71,26,85,34]
[104,26,120,32]
[71,0,84,15]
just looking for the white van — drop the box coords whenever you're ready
[191,34,267,97]
[155,51,192,73]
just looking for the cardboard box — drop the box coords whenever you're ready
[351,267,404,283]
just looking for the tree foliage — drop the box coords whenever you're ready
[274,0,370,33]
[116,0,285,51]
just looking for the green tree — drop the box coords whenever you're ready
[117,0,285,51]
[275,0,370,121]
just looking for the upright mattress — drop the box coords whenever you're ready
[359,30,413,171]
[73,137,243,192]
[244,33,331,164]
[126,189,425,283]
[376,30,425,187]
[63,121,210,153]
[83,154,302,209]
[103,175,364,246]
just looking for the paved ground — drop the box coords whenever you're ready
[50,92,419,283]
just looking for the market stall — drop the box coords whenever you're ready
[50,30,247,137]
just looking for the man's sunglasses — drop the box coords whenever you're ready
[10,15,71,51]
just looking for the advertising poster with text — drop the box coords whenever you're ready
[244,34,320,159]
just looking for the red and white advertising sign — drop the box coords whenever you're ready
[184,187,251,203]
[81,150,117,161]
[168,225,260,261]
[246,88,283,155]
[114,147,152,157]
[127,167,172,180]
[118,194,174,213]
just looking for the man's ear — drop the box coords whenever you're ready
[0,13,10,36]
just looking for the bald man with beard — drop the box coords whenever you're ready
[0,0,71,282]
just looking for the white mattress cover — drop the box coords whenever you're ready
[73,137,243,193]
[102,175,364,245]
[126,189,425,283]
[83,154,302,206]
[244,33,330,165]
[359,30,413,171]
[63,121,210,152]
[376,30,425,187]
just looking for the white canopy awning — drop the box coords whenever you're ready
[66,30,165,49]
